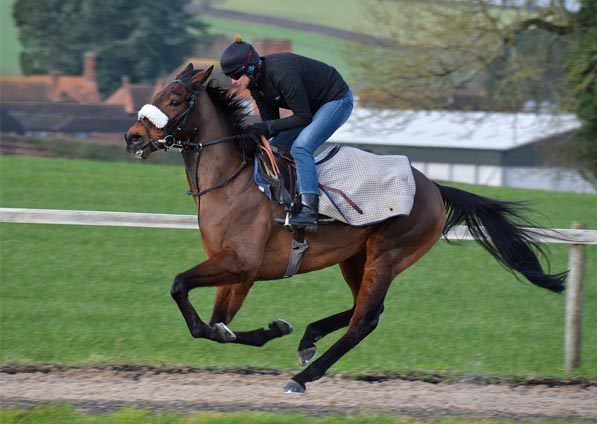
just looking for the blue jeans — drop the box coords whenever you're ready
[269,89,353,195]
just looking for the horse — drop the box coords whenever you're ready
[124,64,566,394]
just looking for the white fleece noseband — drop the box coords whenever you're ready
[138,104,169,129]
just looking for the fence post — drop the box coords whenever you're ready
[564,221,587,373]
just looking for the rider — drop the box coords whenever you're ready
[220,35,353,232]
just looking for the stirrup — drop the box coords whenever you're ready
[275,212,295,232]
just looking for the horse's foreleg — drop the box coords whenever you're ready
[170,255,250,342]
[209,283,293,347]
[210,284,252,326]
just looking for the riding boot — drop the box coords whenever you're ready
[289,193,319,232]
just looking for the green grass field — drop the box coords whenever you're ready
[1,155,596,380]
[0,404,584,424]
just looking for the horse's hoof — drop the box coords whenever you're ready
[214,322,237,342]
[298,346,317,366]
[271,319,293,336]
[283,379,306,394]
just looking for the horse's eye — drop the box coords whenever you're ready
[170,100,180,107]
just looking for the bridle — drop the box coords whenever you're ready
[136,79,249,198]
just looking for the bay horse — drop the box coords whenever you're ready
[124,64,566,393]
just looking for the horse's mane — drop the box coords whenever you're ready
[174,66,259,156]
[204,81,261,157]
[204,81,249,136]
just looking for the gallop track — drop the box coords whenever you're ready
[1,366,596,421]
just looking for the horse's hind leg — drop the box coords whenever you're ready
[284,260,391,394]
[297,252,365,365]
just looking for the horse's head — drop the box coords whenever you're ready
[124,64,213,159]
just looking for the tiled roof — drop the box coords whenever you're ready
[0,52,101,104]
[0,77,53,102]
[104,77,156,113]
[53,75,100,103]
[1,102,132,133]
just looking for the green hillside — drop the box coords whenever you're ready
[0,0,361,79]
[208,0,364,31]
[0,0,21,76]
[202,16,352,78]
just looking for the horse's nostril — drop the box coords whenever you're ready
[125,133,143,144]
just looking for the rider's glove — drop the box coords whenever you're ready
[247,121,277,140]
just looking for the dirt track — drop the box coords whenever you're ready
[1,367,596,421]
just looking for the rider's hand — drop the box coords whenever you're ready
[247,121,276,140]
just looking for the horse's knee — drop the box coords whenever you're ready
[170,274,188,301]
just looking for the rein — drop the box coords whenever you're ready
[184,134,249,198]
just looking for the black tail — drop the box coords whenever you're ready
[436,183,566,293]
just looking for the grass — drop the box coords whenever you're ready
[1,155,596,379]
[2,405,587,424]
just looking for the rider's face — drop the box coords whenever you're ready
[231,74,251,90]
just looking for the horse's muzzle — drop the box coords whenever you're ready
[124,132,152,159]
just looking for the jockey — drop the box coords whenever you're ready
[220,35,353,232]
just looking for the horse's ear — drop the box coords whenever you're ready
[191,65,214,86]
[175,63,194,80]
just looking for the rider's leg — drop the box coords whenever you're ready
[290,90,353,231]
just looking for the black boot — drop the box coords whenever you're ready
[289,193,319,232]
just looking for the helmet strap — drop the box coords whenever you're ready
[246,62,261,82]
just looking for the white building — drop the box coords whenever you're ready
[327,109,594,194]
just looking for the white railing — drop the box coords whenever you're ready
[1,207,595,372]
[1,207,595,243]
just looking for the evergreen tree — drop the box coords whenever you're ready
[13,0,212,97]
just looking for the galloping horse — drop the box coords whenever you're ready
[124,64,566,393]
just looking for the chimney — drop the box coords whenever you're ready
[121,76,133,113]
[50,71,61,101]
[253,39,292,55]
[83,51,96,81]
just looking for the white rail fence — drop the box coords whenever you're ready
[1,207,595,373]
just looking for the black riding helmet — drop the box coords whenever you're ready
[220,35,261,80]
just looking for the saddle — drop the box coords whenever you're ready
[253,139,416,277]
[253,140,340,230]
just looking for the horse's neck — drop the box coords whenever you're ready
[192,91,252,202]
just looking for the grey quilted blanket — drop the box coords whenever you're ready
[316,146,416,226]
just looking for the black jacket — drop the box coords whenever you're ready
[249,53,349,134]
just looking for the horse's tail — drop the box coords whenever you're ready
[436,183,566,293]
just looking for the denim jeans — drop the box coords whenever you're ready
[269,89,353,195]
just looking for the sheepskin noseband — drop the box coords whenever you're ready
[138,104,169,129]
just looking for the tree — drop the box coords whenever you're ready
[564,0,597,187]
[13,0,212,97]
[350,0,596,187]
